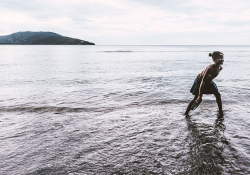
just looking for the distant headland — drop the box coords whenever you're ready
[0,31,95,45]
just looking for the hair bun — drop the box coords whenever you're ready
[209,53,213,57]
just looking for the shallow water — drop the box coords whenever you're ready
[1,45,250,174]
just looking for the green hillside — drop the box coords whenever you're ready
[0,31,95,45]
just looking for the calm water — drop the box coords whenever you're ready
[1,45,250,174]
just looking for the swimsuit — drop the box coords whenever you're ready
[190,77,218,95]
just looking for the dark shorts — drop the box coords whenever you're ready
[190,77,218,95]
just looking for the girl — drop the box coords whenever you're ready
[185,51,224,116]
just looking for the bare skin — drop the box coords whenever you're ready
[185,53,224,116]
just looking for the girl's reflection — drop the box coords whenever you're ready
[185,115,228,174]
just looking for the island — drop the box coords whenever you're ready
[0,31,95,45]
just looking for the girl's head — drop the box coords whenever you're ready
[209,51,224,64]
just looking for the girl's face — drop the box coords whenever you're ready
[214,54,224,65]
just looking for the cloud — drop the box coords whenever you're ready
[0,0,250,44]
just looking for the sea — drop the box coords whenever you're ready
[0,45,250,175]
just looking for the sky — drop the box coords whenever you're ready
[0,0,250,45]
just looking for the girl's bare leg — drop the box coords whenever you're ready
[185,95,198,115]
[214,92,223,115]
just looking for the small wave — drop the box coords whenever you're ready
[103,50,134,52]
[0,106,102,114]
[0,99,238,114]
[0,101,178,114]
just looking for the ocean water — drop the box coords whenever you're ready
[0,45,250,175]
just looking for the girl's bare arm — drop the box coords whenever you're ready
[198,66,211,100]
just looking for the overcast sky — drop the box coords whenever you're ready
[0,0,250,45]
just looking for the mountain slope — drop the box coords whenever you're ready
[0,31,95,45]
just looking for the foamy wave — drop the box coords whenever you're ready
[0,99,237,114]
[0,106,99,113]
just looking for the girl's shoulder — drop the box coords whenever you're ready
[198,64,214,79]
[206,64,217,72]
[207,64,215,69]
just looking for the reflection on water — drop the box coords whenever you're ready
[185,115,232,174]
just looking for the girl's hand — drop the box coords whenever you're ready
[197,96,202,102]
